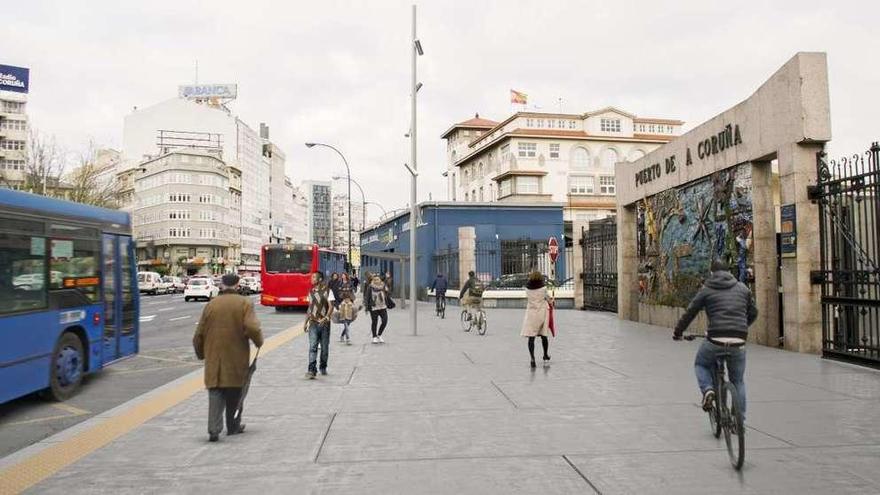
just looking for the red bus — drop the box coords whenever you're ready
[260,244,347,308]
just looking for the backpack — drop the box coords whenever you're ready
[469,279,485,298]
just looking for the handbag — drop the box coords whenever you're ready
[386,293,396,310]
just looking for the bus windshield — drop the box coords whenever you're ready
[264,248,312,274]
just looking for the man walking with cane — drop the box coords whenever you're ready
[194,273,264,442]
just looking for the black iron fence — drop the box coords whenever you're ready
[581,218,617,312]
[430,238,572,290]
[810,143,880,367]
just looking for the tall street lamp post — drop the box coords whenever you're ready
[408,4,424,336]
[306,142,352,269]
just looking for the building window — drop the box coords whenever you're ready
[568,120,576,129]
[465,192,469,202]
[478,162,484,177]
[479,186,484,202]
[549,143,560,159]
[499,179,512,197]
[451,172,457,201]
[526,118,533,127]
[517,142,537,158]
[600,118,621,132]
[516,176,540,194]
[462,129,470,137]
[599,175,616,195]
[601,148,620,171]
[500,144,510,162]
[472,190,476,202]
[666,125,674,133]
[548,120,555,129]
[568,175,594,195]
[571,147,590,171]
[536,119,544,128]
[0,140,25,151]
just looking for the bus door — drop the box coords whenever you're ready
[102,234,138,363]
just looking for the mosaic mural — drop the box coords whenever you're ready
[637,164,754,307]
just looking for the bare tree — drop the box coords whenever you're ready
[64,140,122,208]
[22,129,67,195]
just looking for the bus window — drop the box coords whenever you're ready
[0,232,48,314]
[50,237,100,302]
[264,248,312,274]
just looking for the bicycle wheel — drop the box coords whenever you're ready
[477,310,487,335]
[722,382,745,470]
[460,310,471,331]
[440,299,446,319]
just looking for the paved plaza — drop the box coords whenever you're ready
[4,303,880,494]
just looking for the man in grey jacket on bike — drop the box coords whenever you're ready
[674,260,758,416]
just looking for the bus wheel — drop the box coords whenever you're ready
[47,332,85,401]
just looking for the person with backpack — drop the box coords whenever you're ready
[364,275,392,344]
[431,273,448,316]
[674,260,758,416]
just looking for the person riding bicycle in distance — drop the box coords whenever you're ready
[674,260,758,416]
[459,270,483,313]
[431,272,448,312]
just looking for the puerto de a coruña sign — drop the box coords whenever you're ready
[178,84,237,100]
[0,65,29,94]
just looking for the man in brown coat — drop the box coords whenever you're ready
[193,273,264,442]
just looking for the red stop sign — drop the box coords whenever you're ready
[548,236,559,263]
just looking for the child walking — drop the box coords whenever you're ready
[337,290,358,345]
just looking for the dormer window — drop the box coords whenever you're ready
[600,118,621,133]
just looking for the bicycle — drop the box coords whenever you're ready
[435,293,446,319]
[460,304,487,335]
[684,334,745,470]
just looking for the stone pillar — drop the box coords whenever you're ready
[750,160,779,347]
[617,204,639,321]
[458,226,476,288]
[572,220,589,309]
[778,142,824,354]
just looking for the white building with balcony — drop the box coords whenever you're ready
[123,150,239,276]
[442,108,682,232]
[331,192,365,253]
[122,92,272,273]
[0,89,28,187]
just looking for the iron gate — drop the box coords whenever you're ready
[810,143,880,367]
[581,218,617,312]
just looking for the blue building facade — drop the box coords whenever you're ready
[360,202,565,293]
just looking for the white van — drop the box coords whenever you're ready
[138,271,164,295]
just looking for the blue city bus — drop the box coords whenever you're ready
[0,188,139,404]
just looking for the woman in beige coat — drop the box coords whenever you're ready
[520,270,552,368]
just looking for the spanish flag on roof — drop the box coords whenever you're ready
[510,89,527,105]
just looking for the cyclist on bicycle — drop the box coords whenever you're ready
[459,270,483,314]
[431,273,448,314]
[673,260,758,416]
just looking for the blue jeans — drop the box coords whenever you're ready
[340,321,352,340]
[308,321,331,373]
[694,340,747,418]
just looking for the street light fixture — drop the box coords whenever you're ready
[305,142,353,270]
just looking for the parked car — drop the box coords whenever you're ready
[239,276,262,295]
[162,276,185,293]
[184,278,220,302]
[138,271,165,295]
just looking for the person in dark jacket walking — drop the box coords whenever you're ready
[674,260,758,417]
[364,275,390,344]
[430,273,448,315]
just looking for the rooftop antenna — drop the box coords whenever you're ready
[558,97,563,113]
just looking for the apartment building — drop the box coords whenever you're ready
[0,64,29,188]
[122,149,238,276]
[442,108,682,233]
[331,192,365,253]
[303,180,332,248]
[122,86,274,274]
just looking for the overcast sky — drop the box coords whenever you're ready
[7,0,879,219]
